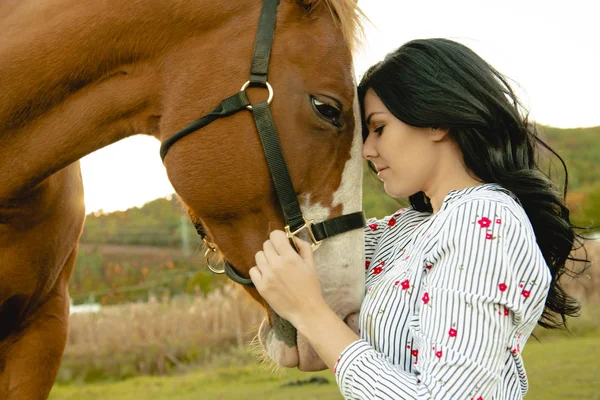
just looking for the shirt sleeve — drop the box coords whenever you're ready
[335,199,549,400]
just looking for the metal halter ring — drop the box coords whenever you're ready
[203,238,225,274]
[240,81,274,110]
[284,216,323,253]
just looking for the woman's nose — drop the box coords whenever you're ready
[362,133,377,160]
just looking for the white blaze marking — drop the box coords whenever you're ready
[299,79,365,319]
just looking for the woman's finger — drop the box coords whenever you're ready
[255,250,268,268]
[270,230,297,257]
[262,238,279,261]
[249,266,263,287]
[294,237,314,264]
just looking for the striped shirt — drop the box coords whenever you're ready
[334,183,552,400]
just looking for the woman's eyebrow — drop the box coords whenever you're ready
[366,112,385,127]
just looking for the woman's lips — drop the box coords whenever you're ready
[377,167,389,178]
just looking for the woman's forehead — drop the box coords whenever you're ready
[364,92,390,124]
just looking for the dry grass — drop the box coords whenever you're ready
[60,285,265,382]
[560,238,600,305]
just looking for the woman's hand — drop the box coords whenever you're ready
[249,230,327,325]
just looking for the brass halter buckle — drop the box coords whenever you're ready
[203,238,225,274]
[284,216,323,253]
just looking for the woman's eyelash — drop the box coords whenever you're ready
[374,126,385,134]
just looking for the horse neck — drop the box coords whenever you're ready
[0,0,259,202]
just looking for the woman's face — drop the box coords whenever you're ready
[361,89,440,198]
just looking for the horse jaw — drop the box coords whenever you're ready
[260,87,365,371]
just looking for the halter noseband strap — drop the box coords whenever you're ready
[160,0,365,287]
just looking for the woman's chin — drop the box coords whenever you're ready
[383,185,414,200]
[381,182,401,198]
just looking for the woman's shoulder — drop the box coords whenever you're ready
[441,183,529,225]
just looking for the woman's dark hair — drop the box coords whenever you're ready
[358,38,589,329]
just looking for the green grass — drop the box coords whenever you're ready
[50,364,342,400]
[50,334,600,400]
[523,335,600,400]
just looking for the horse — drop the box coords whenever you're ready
[0,0,366,398]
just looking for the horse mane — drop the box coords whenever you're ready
[308,0,365,52]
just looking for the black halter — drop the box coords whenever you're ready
[160,0,365,287]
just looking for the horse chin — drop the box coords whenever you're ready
[258,317,326,371]
[258,310,361,371]
[296,332,327,371]
[258,317,299,368]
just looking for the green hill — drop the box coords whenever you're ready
[539,125,600,228]
[81,195,201,248]
[541,125,600,190]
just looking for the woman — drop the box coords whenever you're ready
[249,38,585,399]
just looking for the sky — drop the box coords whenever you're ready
[81,0,600,214]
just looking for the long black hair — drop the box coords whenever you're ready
[358,38,589,329]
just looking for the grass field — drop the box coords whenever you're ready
[50,333,600,400]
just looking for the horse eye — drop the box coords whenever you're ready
[311,96,342,127]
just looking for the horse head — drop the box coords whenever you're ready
[159,0,365,371]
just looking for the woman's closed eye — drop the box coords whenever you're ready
[374,125,385,135]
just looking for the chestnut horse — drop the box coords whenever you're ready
[0,0,366,398]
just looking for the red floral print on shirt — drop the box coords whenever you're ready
[401,279,410,290]
[395,208,406,217]
[504,307,510,316]
[496,218,502,224]
[425,264,433,270]
[477,217,492,228]
[485,233,494,240]
[373,261,385,274]
[499,283,507,292]
[522,290,531,299]
[422,292,430,304]
[411,349,419,357]
[435,350,443,359]
[388,217,397,227]
[368,223,378,231]
[365,260,370,270]
[448,328,457,337]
